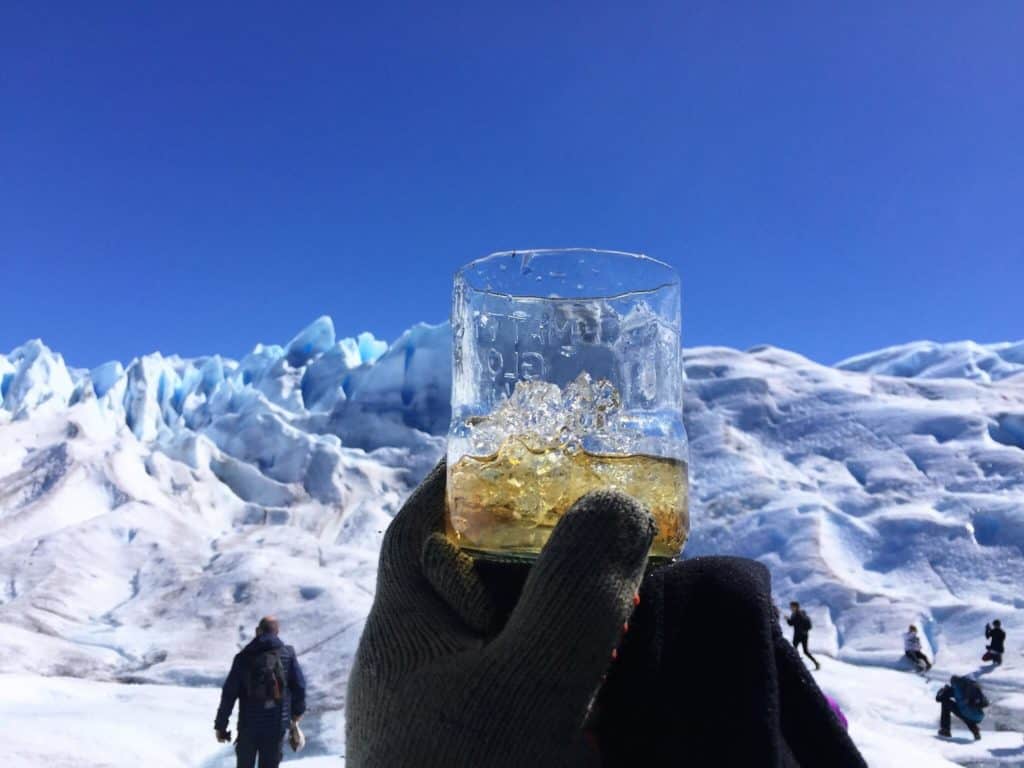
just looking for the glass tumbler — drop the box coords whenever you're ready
[446,249,688,564]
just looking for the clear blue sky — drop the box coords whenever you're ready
[2,2,1021,368]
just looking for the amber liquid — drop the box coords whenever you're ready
[446,438,689,563]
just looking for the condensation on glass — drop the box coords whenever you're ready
[447,249,689,563]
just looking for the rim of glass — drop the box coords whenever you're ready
[457,248,679,301]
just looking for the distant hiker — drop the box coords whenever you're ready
[216,616,307,768]
[786,601,821,670]
[936,675,987,740]
[983,620,1005,666]
[904,625,932,671]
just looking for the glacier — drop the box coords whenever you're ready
[1,318,1023,767]
[837,339,1024,383]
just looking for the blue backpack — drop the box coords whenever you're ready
[952,676,989,723]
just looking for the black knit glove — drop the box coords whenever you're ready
[345,461,655,768]
[595,556,868,767]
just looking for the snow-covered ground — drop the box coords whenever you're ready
[819,659,1024,766]
[1,318,1023,766]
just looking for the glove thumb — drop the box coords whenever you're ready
[493,490,655,712]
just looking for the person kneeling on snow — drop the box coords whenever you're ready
[983,620,1005,665]
[215,616,307,768]
[904,625,931,671]
[936,675,987,741]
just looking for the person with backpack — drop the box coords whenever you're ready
[904,625,932,671]
[215,616,307,768]
[786,601,821,670]
[936,675,987,740]
[983,620,1006,665]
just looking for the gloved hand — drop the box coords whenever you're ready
[215,728,231,744]
[595,556,868,767]
[345,461,655,768]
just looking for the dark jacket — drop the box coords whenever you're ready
[787,609,812,637]
[215,634,307,734]
[986,625,1006,653]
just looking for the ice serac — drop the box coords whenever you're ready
[327,322,451,449]
[0,355,14,403]
[90,361,125,398]
[298,332,389,413]
[238,343,285,386]
[286,315,336,367]
[123,353,179,441]
[301,344,356,412]
[0,340,75,418]
[357,331,387,364]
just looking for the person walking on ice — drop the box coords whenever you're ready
[215,616,307,768]
[786,601,820,670]
[983,620,1005,666]
[904,625,931,671]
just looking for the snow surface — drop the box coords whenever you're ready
[837,339,1024,383]
[1,319,1023,766]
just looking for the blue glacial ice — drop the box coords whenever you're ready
[0,318,449,504]
[1,340,75,418]
[285,315,336,367]
[90,361,125,398]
